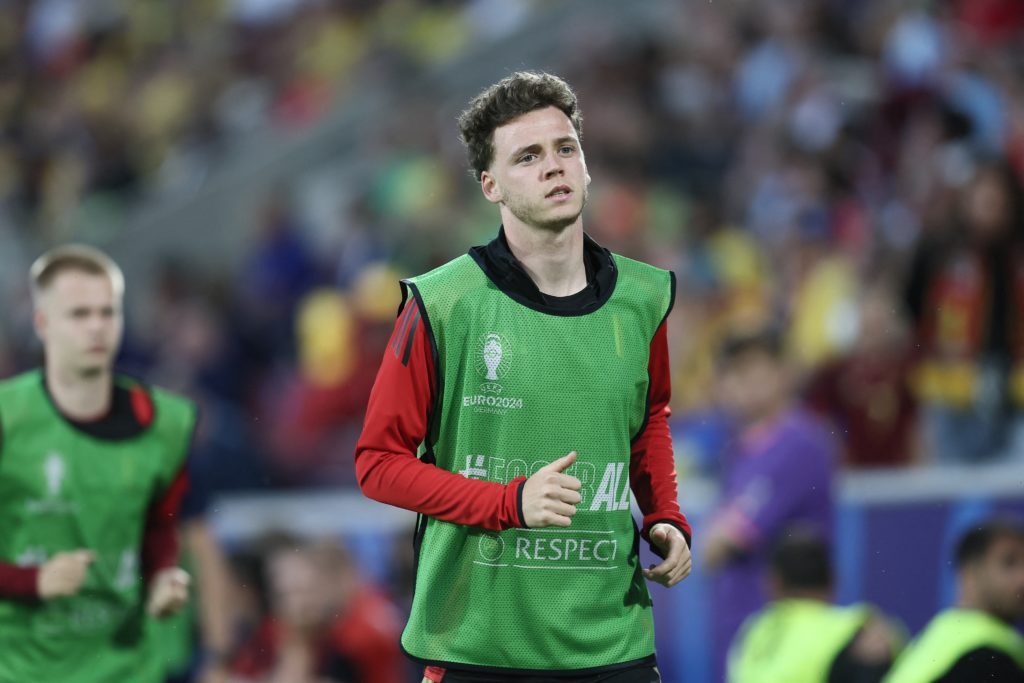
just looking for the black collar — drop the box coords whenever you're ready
[39,371,149,440]
[468,227,617,316]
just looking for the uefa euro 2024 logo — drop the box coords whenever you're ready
[477,332,511,388]
[467,332,523,411]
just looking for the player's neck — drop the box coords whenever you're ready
[777,588,830,603]
[957,587,1003,621]
[503,220,586,297]
[45,362,113,422]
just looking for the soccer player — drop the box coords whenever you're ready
[728,529,903,683]
[0,245,194,682]
[885,519,1024,682]
[355,71,692,682]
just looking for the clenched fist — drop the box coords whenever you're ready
[147,567,191,618]
[37,550,94,599]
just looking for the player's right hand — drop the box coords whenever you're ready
[37,550,95,599]
[521,451,582,528]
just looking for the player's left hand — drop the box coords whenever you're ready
[643,523,692,588]
[146,567,191,618]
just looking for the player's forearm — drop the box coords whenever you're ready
[630,321,691,545]
[182,520,234,657]
[0,562,40,600]
[356,447,525,530]
[631,417,691,545]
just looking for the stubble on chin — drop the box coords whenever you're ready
[507,186,588,233]
[77,365,105,380]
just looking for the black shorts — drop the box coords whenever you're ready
[426,663,662,683]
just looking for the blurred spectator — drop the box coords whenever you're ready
[265,264,401,487]
[806,276,921,468]
[905,160,1024,462]
[728,528,903,683]
[237,191,321,364]
[884,518,1024,682]
[704,325,837,681]
[230,536,404,683]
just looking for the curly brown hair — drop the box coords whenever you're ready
[457,71,583,181]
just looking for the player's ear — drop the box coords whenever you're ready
[480,171,502,204]
[33,308,48,343]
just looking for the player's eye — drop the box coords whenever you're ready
[518,153,537,164]
[560,145,576,155]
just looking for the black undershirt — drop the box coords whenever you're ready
[0,375,148,456]
[44,377,148,440]
[468,226,617,315]
[935,647,1024,683]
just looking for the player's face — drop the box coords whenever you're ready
[35,270,123,377]
[718,350,789,424]
[268,552,331,629]
[975,535,1024,623]
[481,106,590,233]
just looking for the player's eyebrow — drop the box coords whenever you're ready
[508,136,578,162]
[508,143,541,162]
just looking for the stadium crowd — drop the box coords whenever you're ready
[1,0,1024,681]
[4,0,1023,488]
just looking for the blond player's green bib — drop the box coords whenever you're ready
[400,253,673,673]
[0,370,195,683]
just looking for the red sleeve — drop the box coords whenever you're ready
[0,411,41,600]
[0,563,40,600]
[141,464,189,583]
[630,321,692,550]
[355,295,525,531]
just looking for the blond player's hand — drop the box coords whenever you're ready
[643,523,692,588]
[146,567,191,618]
[196,663,231,683]
[37,550,95,599]
[521,451,582,528]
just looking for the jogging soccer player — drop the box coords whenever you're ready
[0,245,194,682]
[355,72,692,683]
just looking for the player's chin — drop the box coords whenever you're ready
[77,361,109,377]
[537,207,584,231]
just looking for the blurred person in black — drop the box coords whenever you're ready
[884,518,1024,682]
[905,159,1024,462]
[728,528,903,683]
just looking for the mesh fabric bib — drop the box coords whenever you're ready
[0,370,195,683]
[401,253,672,673]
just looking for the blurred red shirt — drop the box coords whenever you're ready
[806,349,919,468]
[232,586,405,683]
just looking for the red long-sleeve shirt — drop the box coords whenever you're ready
[355,296,691,546]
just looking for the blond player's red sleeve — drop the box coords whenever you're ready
[0,563,40,600]
[630,321,691,551]
[355,296,525,530]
